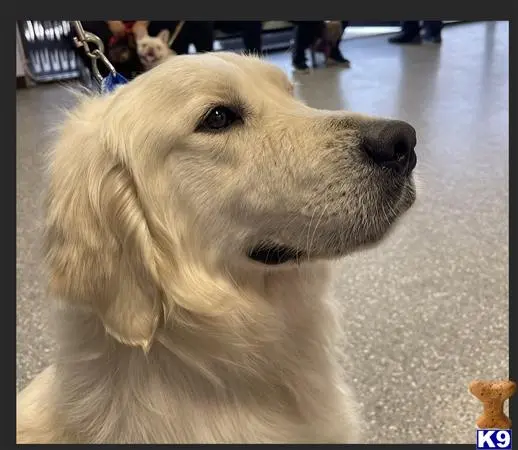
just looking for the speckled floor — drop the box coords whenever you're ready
[16,21,509,444]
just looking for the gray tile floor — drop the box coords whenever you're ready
[16,22,509,444]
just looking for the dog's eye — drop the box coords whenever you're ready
[198,106,241,132]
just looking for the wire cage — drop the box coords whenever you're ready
[17,20,81,83]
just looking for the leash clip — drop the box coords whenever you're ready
[72,20,126,92]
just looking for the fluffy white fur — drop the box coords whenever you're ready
[16,52,416,444]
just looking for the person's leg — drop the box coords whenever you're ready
[423,20,443,43]
[170,22,191,55]
[401,21,421,36]
[240,21,262,54]
[292,21,321,71]
[214,21,241,34]
[189,21,214,53]
[328,21,350,66]
[388,21,422,44]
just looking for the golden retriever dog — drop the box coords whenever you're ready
[16,52,417,444]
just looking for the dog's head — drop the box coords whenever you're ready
[45,53,416,349]
[135,28,174,70]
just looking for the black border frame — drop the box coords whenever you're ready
[10,2,515,448]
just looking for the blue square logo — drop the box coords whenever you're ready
[476,429,512,449]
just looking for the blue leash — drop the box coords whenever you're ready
[100,71,129,94]
[72,21,129,94]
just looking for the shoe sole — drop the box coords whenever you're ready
[326,58,351,68]
[388,38,422,45]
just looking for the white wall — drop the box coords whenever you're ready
[16,24,25,77]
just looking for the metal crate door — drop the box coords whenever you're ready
[17,20,80,83]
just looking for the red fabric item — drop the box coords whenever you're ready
[109,21,137,46]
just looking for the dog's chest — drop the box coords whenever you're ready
[82,371,348,443]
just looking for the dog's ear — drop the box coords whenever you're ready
[133,22,149,41]
[44,99,163,351]
[157,29,170,44]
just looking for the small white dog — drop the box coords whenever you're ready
[135,28,174,70]
[16,52,417,444]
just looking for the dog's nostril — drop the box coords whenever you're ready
[361,120,417,175]
[393,140,409,163]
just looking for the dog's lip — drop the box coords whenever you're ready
[247,244,304,265]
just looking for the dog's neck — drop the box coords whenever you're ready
[56,262,335,370]
[51,262,346,442]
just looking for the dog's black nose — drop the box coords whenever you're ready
[361,120,417,175]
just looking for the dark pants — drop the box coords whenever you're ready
[215,21,263,53]
[148,21,214,54]
[401,21,443,37]
[292,21,349,65]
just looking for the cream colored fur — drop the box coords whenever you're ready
[16,52,415,444]
[135,28,174,70]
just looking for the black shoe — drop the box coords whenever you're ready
[423,33,442,44]
[293,60,310,73]
[328,47,351,67]
[388,32,422,45]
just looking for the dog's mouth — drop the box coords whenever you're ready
[247,243,304,265]
[141,53,157,62]
[245,177,416,266]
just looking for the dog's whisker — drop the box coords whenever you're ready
[308,202,329,260]
[305,206,319,261]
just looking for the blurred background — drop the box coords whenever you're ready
[16,20,466,84]
[16,20,509,444]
